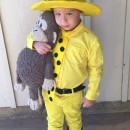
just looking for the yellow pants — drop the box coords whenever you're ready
[42,90,84,130]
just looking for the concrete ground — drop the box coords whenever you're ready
[0,106,130,130]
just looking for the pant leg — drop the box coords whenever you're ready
[63,91,84,130]
[67,125,83,130]
[42,90,64,130]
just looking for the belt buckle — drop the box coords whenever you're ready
[62,89,66,94]
[63,88,72,94]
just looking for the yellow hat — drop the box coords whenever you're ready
[31,0,102,16]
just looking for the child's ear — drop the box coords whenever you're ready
[80,11,83,16]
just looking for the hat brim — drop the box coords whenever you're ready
[31,1,102,16]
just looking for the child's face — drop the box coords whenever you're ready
[53,8,83,31]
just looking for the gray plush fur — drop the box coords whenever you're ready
[15,11,60,111]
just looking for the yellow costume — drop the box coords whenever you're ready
[27,0,103,129]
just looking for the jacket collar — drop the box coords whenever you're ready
[61,21,85,37]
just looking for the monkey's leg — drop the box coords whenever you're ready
[28,86,42,111]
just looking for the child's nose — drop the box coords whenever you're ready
[61,15,67,23]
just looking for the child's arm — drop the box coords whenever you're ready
[27,32,52,54]
[83,38,103,108]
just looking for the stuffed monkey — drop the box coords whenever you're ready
[14,11,60,111]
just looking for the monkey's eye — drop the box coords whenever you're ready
[38,20,40,24]
[39,19,47,31]
[40,23,42,28]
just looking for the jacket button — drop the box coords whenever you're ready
[58,38,63,43]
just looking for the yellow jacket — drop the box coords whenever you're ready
[27,22,103,100]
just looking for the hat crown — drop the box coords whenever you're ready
[32,0,102,16]
[45,0,86,2]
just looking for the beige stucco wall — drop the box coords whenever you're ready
[0,0,130,107]
[0,0,40,106]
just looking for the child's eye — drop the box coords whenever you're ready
[66,13,72,15]
[54,13,61,16]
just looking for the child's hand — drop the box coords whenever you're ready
[33,41,52,55]
[83,98,95,108]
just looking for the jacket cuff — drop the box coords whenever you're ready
[27,32,35,50]
[85,90,99,100]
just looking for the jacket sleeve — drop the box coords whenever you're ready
[85,38,104,100]
[27,32,35,49]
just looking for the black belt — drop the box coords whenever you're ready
[55,84,85,94]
